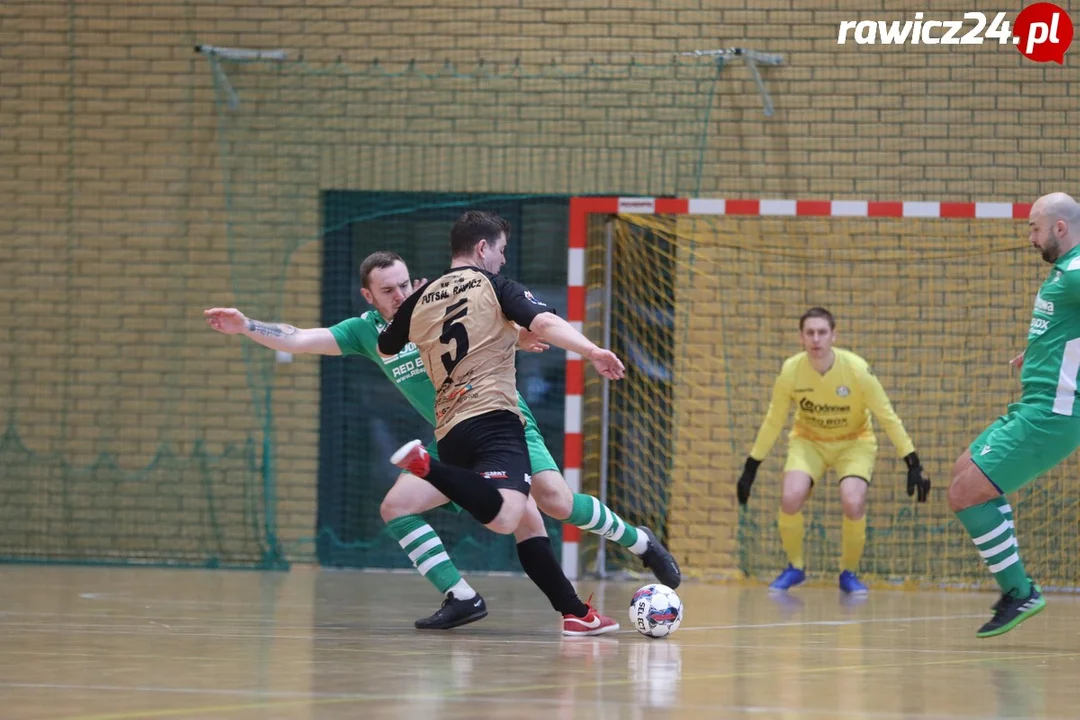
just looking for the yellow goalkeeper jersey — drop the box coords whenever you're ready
[749,348,915,461]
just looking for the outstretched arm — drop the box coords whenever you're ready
[527,313,624,380]
[204,308,342,356]
[489,275,623,379]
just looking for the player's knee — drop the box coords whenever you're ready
[947,459,997,512]
[839,478,867,518]
[530,472,572,520]
[946,477,964,513]
[946,470,982,513]
[513,523,546,543]
[486,492,528,534]
[949,454,970,484]
[946,474,974,513]
[379,493,408,523]
[486,515,518,535]
[780,488,808,514]
[513,511,548,543]
[840,493,865,519]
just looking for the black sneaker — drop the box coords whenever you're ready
[414,593,488,630]
[638,526,682,589]
[976,584,1046,638]
[989,578,1042,611]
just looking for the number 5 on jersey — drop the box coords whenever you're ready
[440,298,470,374]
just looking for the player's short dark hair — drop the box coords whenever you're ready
[800,307,835,330]
[450,210,511,257]
[359,251,405,289]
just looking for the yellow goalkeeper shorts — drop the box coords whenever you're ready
[783,435,878,484]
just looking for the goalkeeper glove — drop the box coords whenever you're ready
[736,457,762,506]
[904,452,930,503]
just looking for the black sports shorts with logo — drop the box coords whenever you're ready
[436,409,533,495]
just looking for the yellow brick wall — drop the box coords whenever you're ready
[3,0,1075,566]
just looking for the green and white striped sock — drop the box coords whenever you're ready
[957,497,1031,597]
[565,493,648,555]
[385,515,473,598]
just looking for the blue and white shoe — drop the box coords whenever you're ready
[769,564,806,592]
[839,570,869,595]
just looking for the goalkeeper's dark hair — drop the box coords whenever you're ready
[450,210,511,257]
[359,250,405,289]
[800,306,835,330]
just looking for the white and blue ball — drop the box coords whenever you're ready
[629,583,683,638]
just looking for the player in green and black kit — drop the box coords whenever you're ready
[948,192,1080,637]
[205,249,680,633]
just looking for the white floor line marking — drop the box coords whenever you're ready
[678,613,988,631]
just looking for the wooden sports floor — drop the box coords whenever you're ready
[2,566,1078,719]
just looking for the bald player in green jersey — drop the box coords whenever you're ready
[948,192,1080,638]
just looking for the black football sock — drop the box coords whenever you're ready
[517,536,589,618]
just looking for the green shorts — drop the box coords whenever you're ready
[406,407,559,513]
[519,401,560,475]
[970,402,1080,493]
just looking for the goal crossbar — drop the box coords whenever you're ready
[559,196,1031,578]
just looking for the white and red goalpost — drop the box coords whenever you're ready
[560,196,1032,578]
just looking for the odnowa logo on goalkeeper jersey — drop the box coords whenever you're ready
[799,398,849,415]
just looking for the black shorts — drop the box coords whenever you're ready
[437,410,532,496]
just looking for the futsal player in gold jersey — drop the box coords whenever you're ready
[736,307,931,594]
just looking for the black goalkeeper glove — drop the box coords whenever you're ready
[736,457,762,506]
[904,452,930,503]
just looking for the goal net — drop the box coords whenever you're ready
[570,197,1080,589]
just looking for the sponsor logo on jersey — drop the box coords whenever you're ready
[1035,295,1055,315]
[836,385,851,397]
[799,397,850,414]
[1029,317,1050,336]
[524,290,546,306]
[390,354,425,381]
[444,383,473,400]
[435,383,474,417]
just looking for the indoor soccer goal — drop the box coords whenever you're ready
[564,196,1080,590]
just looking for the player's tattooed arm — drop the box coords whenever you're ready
[241,318,340,355]
[203,307,341,355]
[246,320,298,338]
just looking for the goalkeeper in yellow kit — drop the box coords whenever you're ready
[736,307,931,594]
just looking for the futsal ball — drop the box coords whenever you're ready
[629,583,683,638]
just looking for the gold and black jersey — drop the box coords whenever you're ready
[378,266,554,440]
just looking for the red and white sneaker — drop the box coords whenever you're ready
[390,439,430,478]
[562,596,619,636]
